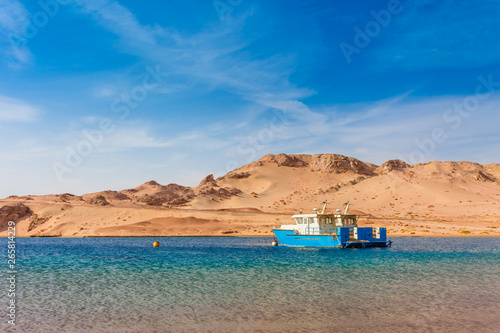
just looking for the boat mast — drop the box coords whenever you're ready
[344,201,350,214]
[321,201,327,214]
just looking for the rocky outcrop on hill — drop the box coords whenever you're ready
[378,159,410,174]
[199,186,242,198]
[28,213,51,232]
[254,153,377,175]
[60,193,84,202]
[199,174,217,186]
[127,182,195,207]
[87,195,110,206]
[103,191,130,201]
[226,171,251,179]
[415,161,499,183]
[141,180,161,187]
[196,173,243,201]
[248,153,499,183]
[136,194,161,206]
[83,191,130,203]
[258,153,308,167]
[0,203,33,229]
[5,195,33,201]
[308,154,376,175]
[475,171,496,182]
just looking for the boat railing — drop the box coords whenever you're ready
[305,227,338,236]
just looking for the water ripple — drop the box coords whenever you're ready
[0,237,499,332]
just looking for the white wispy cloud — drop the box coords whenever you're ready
[65,1,323,146]
[73,0,158,51]
[71,0,307,103]
[214,91,500,167]
[101,126,233,152]
[92,85,117,98]
[0,0,28,33]
[58,1,500,172]
[79,126,174,151]
[0,95,40,122]
[0,0,32,67]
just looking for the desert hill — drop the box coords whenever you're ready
[1,153,500,237]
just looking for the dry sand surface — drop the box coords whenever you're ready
[1,154,500,238]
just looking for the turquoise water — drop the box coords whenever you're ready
[1,237,500,332]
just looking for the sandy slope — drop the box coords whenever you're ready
[1,154,500,237]
[0,201,287,237]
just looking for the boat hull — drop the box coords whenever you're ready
[272,227,392,248]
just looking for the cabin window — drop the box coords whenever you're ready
[345,218,354,225]
[326,217,332,224]
[295,217,303,224]
[311,217,317,224]
[303,217,308,224]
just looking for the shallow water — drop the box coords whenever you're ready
[1,237,499,332]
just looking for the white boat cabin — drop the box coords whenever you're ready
[279,202,358,235]
[280,213,358,233]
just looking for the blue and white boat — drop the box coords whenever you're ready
[272,201,392,248]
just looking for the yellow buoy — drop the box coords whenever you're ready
[153,241,160,247]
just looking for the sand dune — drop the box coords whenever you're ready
[1,153,499,237]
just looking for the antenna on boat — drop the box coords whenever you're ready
[321,201,327,214]
[344,201,350,214]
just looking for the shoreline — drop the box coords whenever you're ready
[3,234,500,238]
[2,197,499,238]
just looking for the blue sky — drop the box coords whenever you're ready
[1,0,500,197]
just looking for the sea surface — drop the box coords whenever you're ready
[1,237,500,333]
